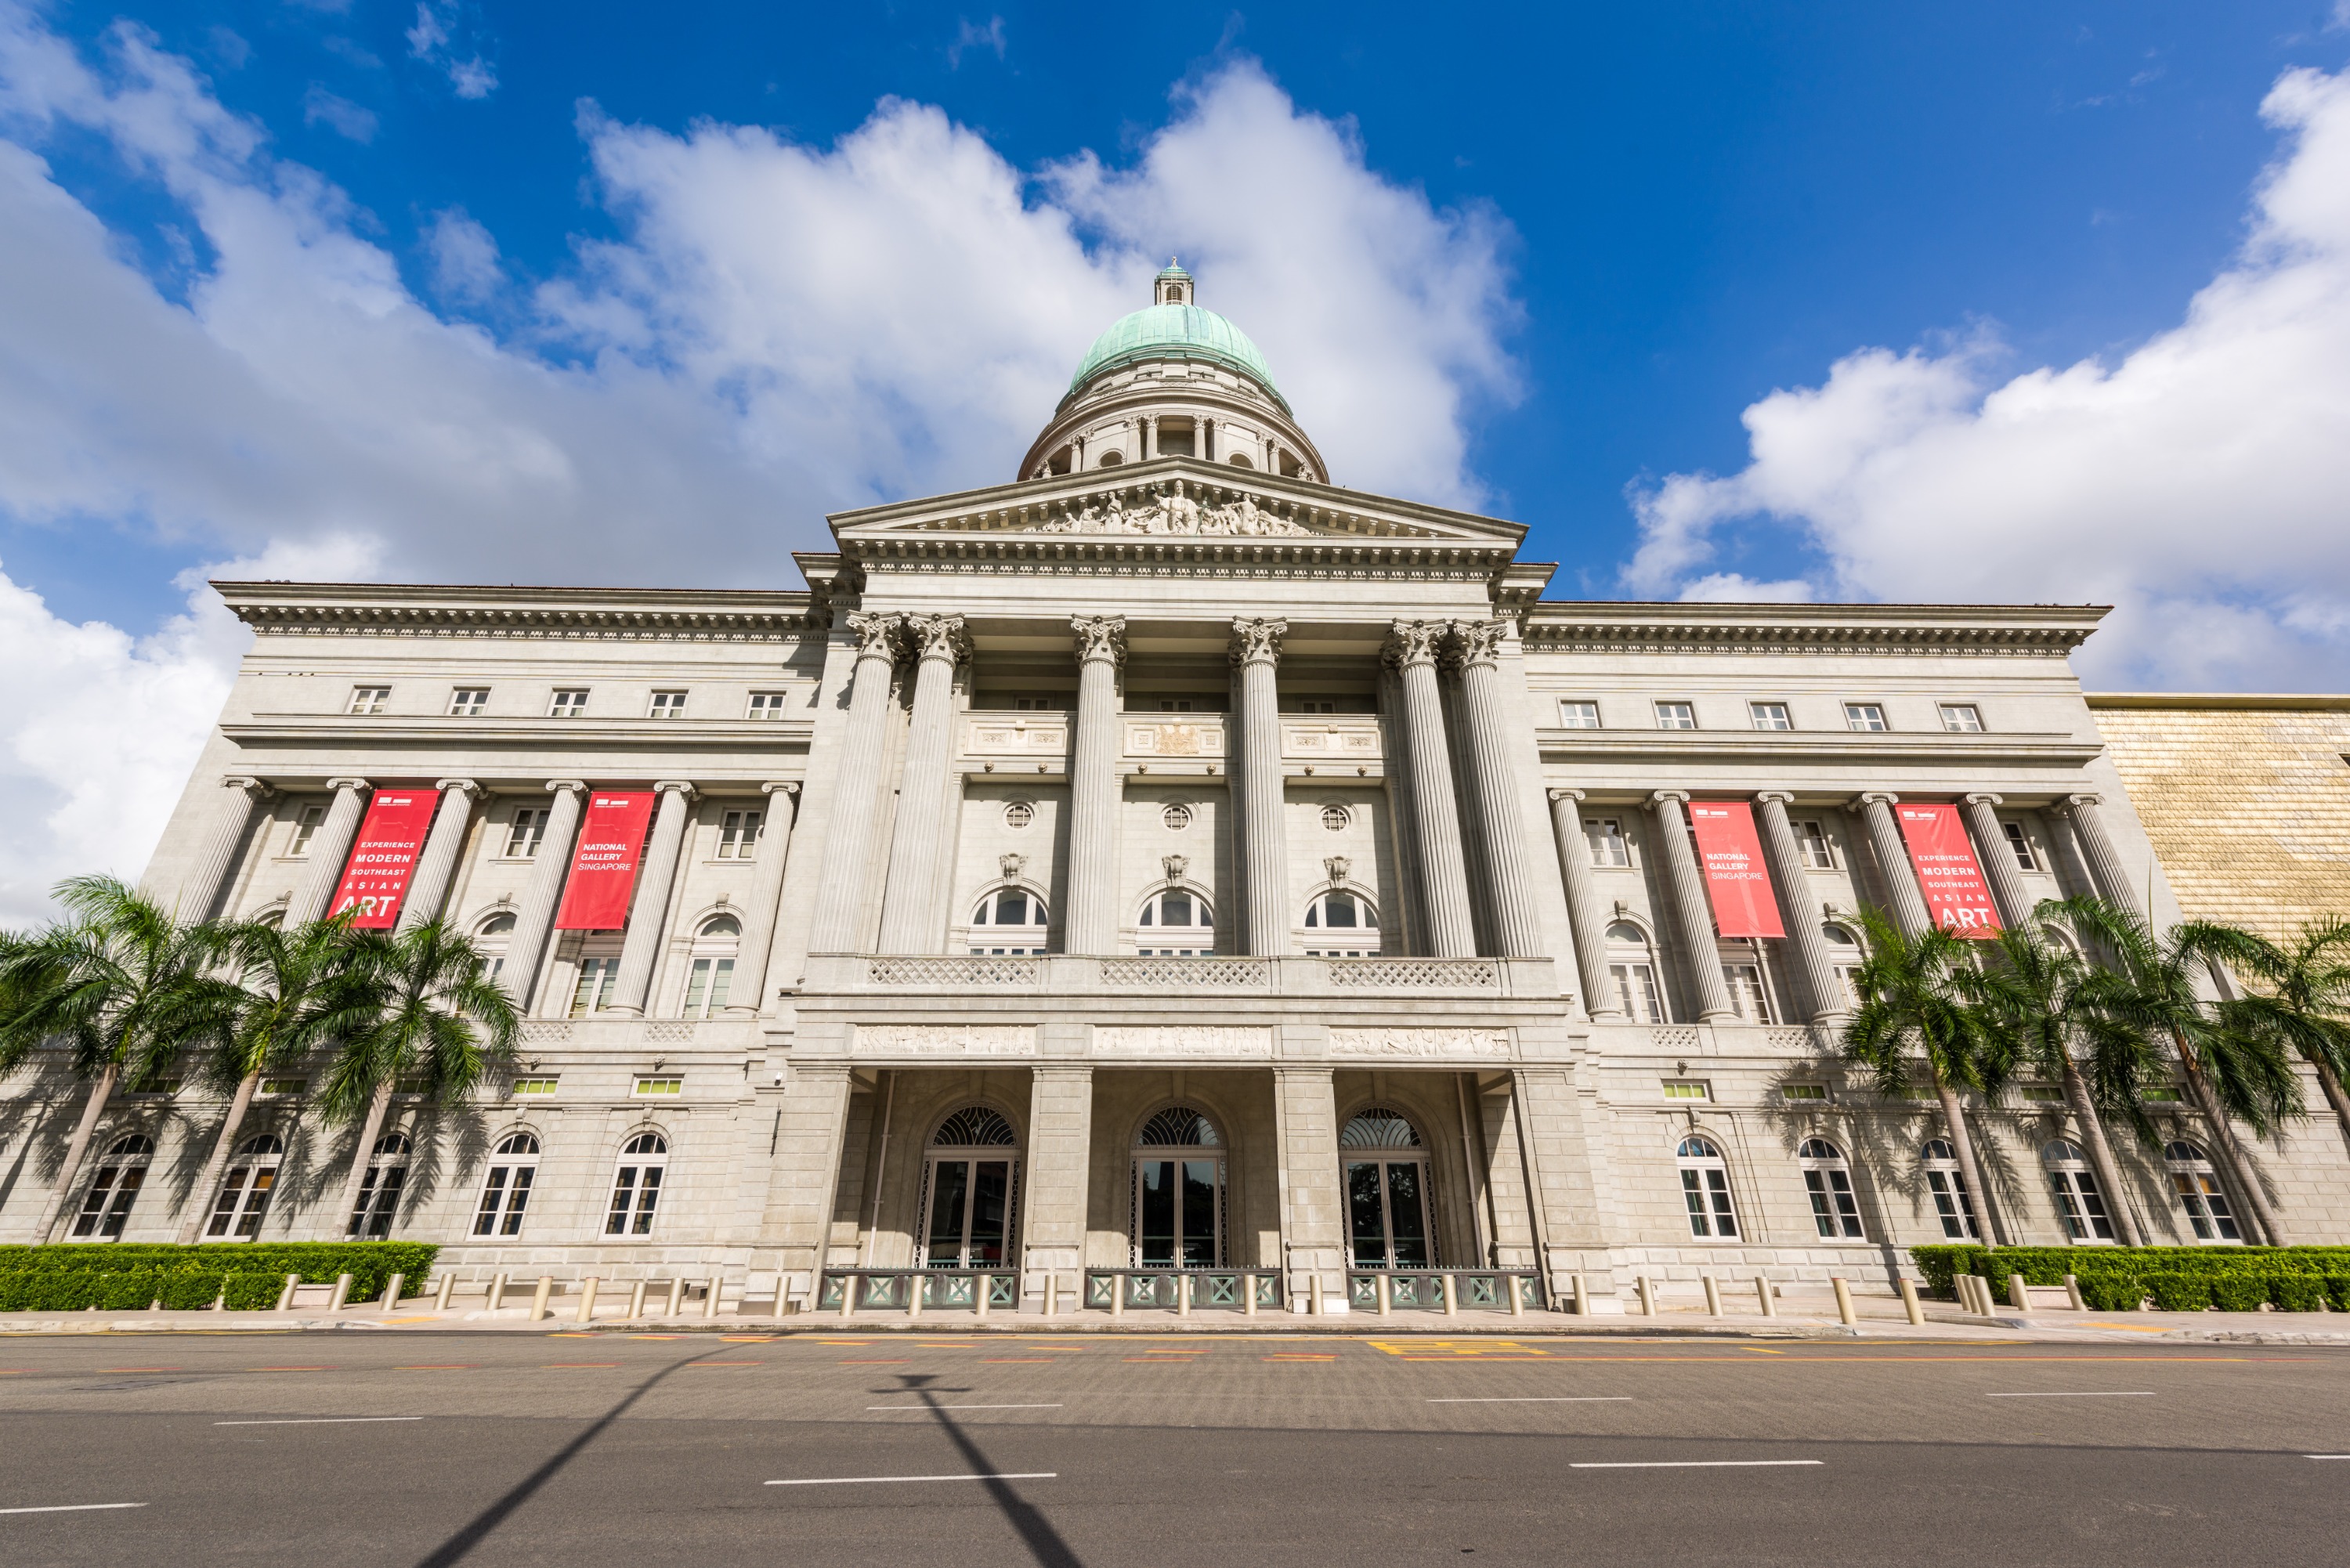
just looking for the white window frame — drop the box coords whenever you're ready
[682,914,740,1017]
[504,809,548,859]
[1605,921,1665,1022]
[1585,817,1632,869]
[1799,1137,1866,1240]
[1003,800,1036,831]
[473,1133,539,1237]
[570,954,622,1017]
[1795,818,1836,869]
[1843,702,1889,732]
[1300,889,1379,958]
[204,1134,286,1241]
[347,685,390,715]
[1654,700,1697,731]
[1135,888,1215,956]
[606,1133,669,1235]
[966,886,1050,956]
[1723,960,1774,1024]
[715,808,762,860]
[2164,1141,2243,1243]
[2001,820,2038,872]
[71,1134,155,1240]
[746,691,789,719]
[1676,1136,1739,1239]
[447,688,490,716]
[288,805,326,857]
[1921,1140,1981,1240]
[1319,804,1352,832]
[349,1130,411,1238]
[2042,1140,2117,1242]
[648,690,689,719]
[1558,699,1602,729]
[548,688,591,717]
[1939,703,1985,733]
[1748,701,1792,731]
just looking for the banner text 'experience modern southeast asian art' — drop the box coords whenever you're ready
[1689,800,1785,939]
[1895,803,2001,937]
[327,789,442,928]
[555,792,657,930]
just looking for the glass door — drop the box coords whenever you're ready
[1346,1158,1432,1267]
[1133,1157,1223,1266]
[923,1157,1015,1266]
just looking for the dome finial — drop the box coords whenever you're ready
[1153,257,1194,307]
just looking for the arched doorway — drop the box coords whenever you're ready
[1132,1106,1224,1267]
[919,1106,1019,1266]
[1341,1107,1434,1267]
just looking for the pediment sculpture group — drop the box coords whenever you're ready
[1031,480,1311,538]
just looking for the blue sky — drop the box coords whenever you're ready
[0,1,2348,915]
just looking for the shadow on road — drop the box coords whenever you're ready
[894,1372,1084,1568]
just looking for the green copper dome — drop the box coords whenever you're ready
[1067,302,1285,409]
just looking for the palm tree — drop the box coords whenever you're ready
[2064,898,2302,1245]
[1841,907,2016,1247]
[0,876,238,1243]
[1962,905,2160,1246]
[316,919,518,1240]
[2193,917,2350,1151]
[175,914,374,1245]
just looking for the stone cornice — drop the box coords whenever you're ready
[1520,601,2108,658]
[215,581,825,641]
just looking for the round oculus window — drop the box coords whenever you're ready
[1003,801,1035,830]
[1162,803,1193,831]
[1321,804,1350,832]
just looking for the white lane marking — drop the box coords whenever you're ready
[1570,1461,1822,1470]
[1428,1396,1635,1404]
[768,1472,1057,1487]
[1983,1392,2156,1399]
[2305,1454,2350,1459]
[0,1503,149,1515]
[865,1404,1064,1411]
[215,1417,426,1425]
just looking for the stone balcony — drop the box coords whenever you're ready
[808,952,1556,999]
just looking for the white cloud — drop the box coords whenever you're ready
[947,16,1005,69]
[1625,63,2350,692]
[404,2,494,99]
[423,204,500,302]
[301,81,375,143]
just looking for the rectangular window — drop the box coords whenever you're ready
[1806,1168,1865,1240]
[1585,818,1631,868]
[258,1078,306,1097]
[1781,1083,1830,1101]
[2002,821,2037,872]
[447,688,490,716]
[1723,964,1773,1024]
[71,1163,145,1240]
[548,688,590,717]
[1157,699,1194,713]
[649,690,689,718]
[1833,964,1863,1010]
[288,805,325,856]
[1613,963,1662,1022]
[746,691,789,719]
[2142,1085,2184,1103]
[122,1078,181,1098]
[1795,819,1835,869]
[2019,1084,2065,1104]
[569,956,620,1017]
[1654,701,1697,730]
[347,686,390,715]
[1660,1079,1710,1100]
[1749,701,1792,731]
[634,1076,684,1097]
[606,1164,663,1235]
[716,808,762,859]
[504,809,548,858]
[1292,699,1337,714]
[1014,695,1065,711]
[511,1077,560,1097]
[1940,703,1984,732]
[1844,703,1888,732]
[1558,699,1601,728]
[682,957,734,1017]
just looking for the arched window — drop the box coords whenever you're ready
[1303,889,1379,958]
[473,1132,540,1237]
[1676,1135,1738,1238]
[967,887,1048,956]
[1342,1108,1433,1268]
[2164,1140,2241,1242]
[71,1133,155,1240]
[920,1107,1018,1266]
[1607,922,1665,1022]
[473,910,517,985]
[1822,923,1863,1010]
[349,1130,413,1239]
[1798,1136,1864,1239]
[606,1132,669,1235]
[1097,450,1125,468]
[1133,1107,1224,1266]
[682,914,740,1017]
[1921,1139,1980,1240]
[204,1134,285,1241]
[2042,1140,2116,1242]
[1137,888,1214,956]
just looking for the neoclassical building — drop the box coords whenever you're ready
[13,265,2345,1310]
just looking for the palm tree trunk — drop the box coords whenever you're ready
[31,1064,119,1244]
[2060,1058,2142,1247]
[1934,1072,2008,1248]
[176,1071,261,1245]
[2175,1033,2287,1245]
[2313,1058,2350,1157]
[324,1078,394,1241]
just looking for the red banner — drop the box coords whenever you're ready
[1688,800,1786,938]
[1896,803,2001,938]
[555,791,657,930]
[327,789,441,928]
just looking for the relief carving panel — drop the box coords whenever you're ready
[1325,1027,1513,1060]
[1090,1026,1274,1059]
[853,1024,1037,1057]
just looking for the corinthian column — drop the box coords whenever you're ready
[1231,617,1289,956]
[1755,792,1843,1023]
[607,781,695,1016]
[1856,793,1932,936]
[1546,789,1621,1019]
[1650,791,1735,1021]
[396,779,483,932]
[508,781,585,1013]
[1961,793,2030,925]
[809,612,903,953]
[878,613,969,954]
[1064,616,1126,954]
[289,779,370,923]
[174,776,275,921]
[1385,620,1474,958]
[725,782,801,1017]
[1448,620,1542,958]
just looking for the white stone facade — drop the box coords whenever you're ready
[9,276,2345,1308]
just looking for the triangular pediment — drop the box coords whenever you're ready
[827,457,1525,548]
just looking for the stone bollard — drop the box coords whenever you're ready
[2008,1274,2031,1312]
[1755,1276,1775,1318]
[1177,1274,1193,1318]
[977,1274,992,1319]
[627,1279,647,1319]
[381,1273,405,1310]
[1044,1273,1059,1319]
[1376,1274,1391,1318]
[2063,1274,2084,1312]
[489,1273,509,1313]
[575,1277,600,1324]
[1509,1276,1526,1318]
[906,1274,922,1319]
[276,1274,302,1313]
[703,1277,724,1320]
[1702,1275,1723,1317]
[327,1274,354,1313]
[1243,1274,1258,1317]
[530,1276,554,1323]
[1831,1277,1856,1327]
[1112,1274,1126,1320]
[666,1277,684,1317]
[1636,1275,1655,1317]
[1899,1277,1925,1325]
[1444,1274,1459,1318]
[435,1274,455,1311]
[1570,1274,1588,1317]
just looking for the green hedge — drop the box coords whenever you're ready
[1913,1244,2350,1313]
[0,1242,436,1310]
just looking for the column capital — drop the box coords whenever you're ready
[1547,787,1585,804]
[762,781,801,798]
[545,779,588,797]
[326,776,370,793]
[653,779,697,800]
[844,609,902,662]
[904,612,971,666]
[1071,615,1127,667]
[433,778,485,799]
[1445,617,1513,670]
[1648,789,1691,807]
[2062,792,2103,810]
[221,775,277,801]
[1229,616,1288,667]
[1755,789,1796,805]
[1961,791,2005,807]
[1381,618,1445,670]
[1856,790,1900,807]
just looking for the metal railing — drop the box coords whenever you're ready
[818,1268,1021,1316]
[1084,1268,1284,1316]
[1346,1269,1546,1317]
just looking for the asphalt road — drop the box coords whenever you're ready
[2,1328,2345,1566]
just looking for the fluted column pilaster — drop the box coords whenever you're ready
[2059,793,2138,915]
[1386,620,1475,958]
[1231,618,1289,955]
[1856,793,1932,937]
[1546,789,1622,1019]
[396,779,483,932]
[1449,620,1542,958]
[1961,793,2030,925]
[1065,616,1126,954]
[878,614,968,954]
[1756,792,1844,1023]
[1651,791,1735,1021]
[176,776,275,921]
[509,780,586,1013]
[725,782,801,1017]
[607,781,695,1015]
[810,612,904,953]
[289,778,370,924]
